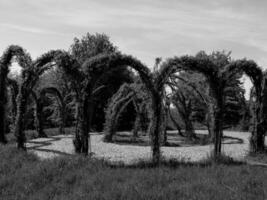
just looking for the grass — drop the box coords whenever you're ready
[247,152,267,164]
[6,127,75,143]
[0,144,267,200]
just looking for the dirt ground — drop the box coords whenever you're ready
[26,130,263,164]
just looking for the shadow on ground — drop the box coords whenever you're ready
[27,136,73,157]
[108,132,244,147]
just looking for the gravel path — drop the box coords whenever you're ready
[26,131,265,164]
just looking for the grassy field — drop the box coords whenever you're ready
[0,144,266,200]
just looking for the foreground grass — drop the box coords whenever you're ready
[247,152,267,165]
[0,145,266,200]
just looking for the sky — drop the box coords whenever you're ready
[1,0,267,95]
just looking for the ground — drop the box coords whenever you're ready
[1,130,267,199]
[26,130,262,164]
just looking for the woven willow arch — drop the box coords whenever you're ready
[30,87,66,138]
[0,45,31,144]
[104,82,150,142]
[0,47,82,149]
[81,53,162,163]
[224,61,266,152]
[160,55,252,157]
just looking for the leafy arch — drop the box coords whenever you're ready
[104,83,136,141]
[104,82,150,141]
[30,87,66,138]
[81,53,162,163]
[225,60,265,152]
[40,87,66,135]
[7,78,19,124]
[160,55,234,157]
[13,50,82,149]
[0,45,31,144]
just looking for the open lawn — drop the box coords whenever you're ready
[0,145,266,200]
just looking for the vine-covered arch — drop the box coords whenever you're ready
[40,87,66,135]
[81,53,162,163]
[104,82,150,142]
[104,83,136,141]
[30,87,66,138]
[7,78,19,124]
[160,54,241,157]
[0,45,31,144]
[0,47,82,149]
[224,60,266,152]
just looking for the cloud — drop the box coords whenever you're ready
[0,23,66,36]
[0,0,266,68]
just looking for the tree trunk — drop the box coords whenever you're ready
[207,102,215,140]
[149,93,162,164]
[36,99,47,138]
[132,111,141,139]
[184,119,195,139]
[250,102,262,152]
[104,97,132,142]
[0,100,7,144]
[162,106,168,145]
[15,90,28,150]
[73,99,83,153]
[79,96,89,155]
[168,108,183,136]
[58,103,65,135]
[213,97,223,159]
[0,71,7,144]
[250,77,267,153]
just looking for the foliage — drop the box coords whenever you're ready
[70,33,117,64]
[30,87,65,137]
[1,35,266,165]
[161,51,253,158]
[104,83,136,141]
[67,33,135,154]
[0,45,29,144]
[104,82,151,142]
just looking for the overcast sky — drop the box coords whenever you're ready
[0,0,266,94]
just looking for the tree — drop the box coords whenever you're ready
[171,87,197,139]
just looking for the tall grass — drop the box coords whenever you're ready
[0,144,266,200]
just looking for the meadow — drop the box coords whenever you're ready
[0,144,266,200]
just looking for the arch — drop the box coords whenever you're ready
[13,50,81,149]
[40,87,66,135]
[0,45,30,144]
[7,78,19,124]
[29,90,47,138]
[81,53,162,163]
[30,87,66,138]
[160,54,243,158]
[104,83,136,141]
[103,82,150,141]
[223,60,266,152]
